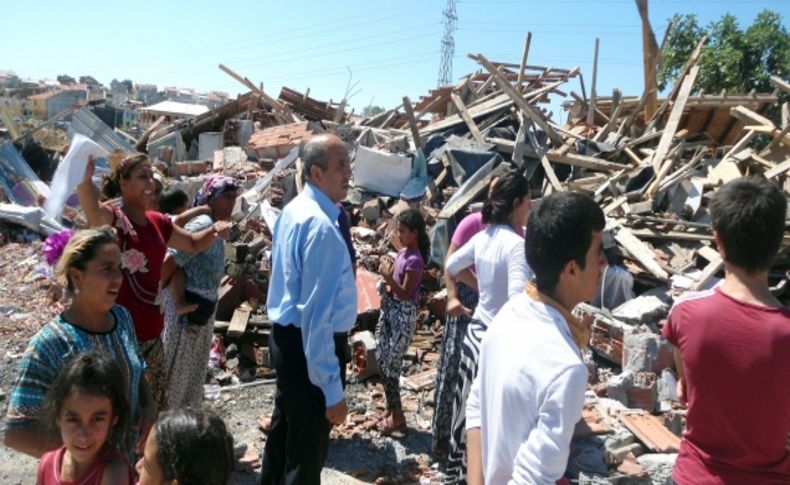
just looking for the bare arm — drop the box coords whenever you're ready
[466,428,484,485]
[3,426,60,458]
[135,378,157,454]
[380,263,419,301]
[444,244,473,318]
[101,459,131,485]
[673,347,687,404]
[76,156,113,227]
[160,253,178,288]
[167,220,231,253]
[171,205,210,228]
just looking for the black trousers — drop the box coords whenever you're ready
[260,324,348,485]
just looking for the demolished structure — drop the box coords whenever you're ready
[1,26,788,484]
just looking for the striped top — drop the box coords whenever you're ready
[4,305,145,452]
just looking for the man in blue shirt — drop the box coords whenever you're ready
[261,133,358,485]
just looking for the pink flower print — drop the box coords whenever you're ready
[122,249,149,274]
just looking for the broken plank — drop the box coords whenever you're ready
[228,306,252,338]
[403,368,438,391]
[546,152,624,172]
[651,64,700,171]
[470,53,564,147]
[730,105,774,128]
[613,224,669,280]
[450,93,486,144]
[770,75,790,96]
[402,96,423,149]
[524,120,563,191]
[516,32,533,91]
[438,163,509,219]
[692,253,723,291]
[587,38,600,125]
[765,158,790,179]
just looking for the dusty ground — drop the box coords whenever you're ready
[0,242,436,484]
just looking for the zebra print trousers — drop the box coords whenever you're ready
[444,317,488,484]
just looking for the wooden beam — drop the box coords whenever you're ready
[228,305,252,338]
[587,38,600,125]
[524,120,563,192]
[730,105,774,128]
[402,96,423,149]
[770,76,790,96]
[765,158,790,179]
[692,254,723,291]
[651,64,700,171]
[0,104,20,139]
[546,151,624,172]
[470,53,564,146]
[593,89,622,142]
[218,63,288,114]
[636,0,659,122]
[613,224,669,280]
[450,93,486,144]
[135,115,166,152]
[516,32,533,91]
[438,163,510,219]
[647,35,707,130]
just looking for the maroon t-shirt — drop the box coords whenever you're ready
[110,206,174,342]
[662,287,790,484]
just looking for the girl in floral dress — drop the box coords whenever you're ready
[77,153,230,412]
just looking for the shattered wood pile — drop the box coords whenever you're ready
[0,28,789,484]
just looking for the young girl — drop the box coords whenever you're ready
[4,227,152,460]
[375,207,429,435]
[37,350,135,485]
[136,408,235,485]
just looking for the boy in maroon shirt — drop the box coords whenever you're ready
[662,177,790,484]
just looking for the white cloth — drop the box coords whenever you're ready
[445,224,532,326]
[466,291,588,485]
[44,134,108,221]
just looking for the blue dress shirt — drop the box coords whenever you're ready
[267,182,357,406]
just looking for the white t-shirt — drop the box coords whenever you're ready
[445,224,533,326]
[466,291,588,485]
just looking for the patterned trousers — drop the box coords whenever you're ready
[444,317,487,484]
[375,293,417,410]
[139,337,168,414]
[432,283,478,457]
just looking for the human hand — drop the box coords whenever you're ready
[676,377,686,404]
[447,297,472,317]
[325,398,348,426]
[213,220,232,239]
[378,258,393,278]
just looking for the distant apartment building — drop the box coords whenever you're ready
[138,100,209,127]
[28,86,87,119]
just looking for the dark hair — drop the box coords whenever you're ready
[55,226,118,292]
[159,188,189,214]
[710,177,786,273]
[102,152,149,199]
[154,408,235,485]
[525,192,605,293]
[397,207,430,263]
[482,169,530,225]
[41,350,130,449]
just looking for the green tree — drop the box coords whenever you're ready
[658,10,790,94]
[362,105,385,117]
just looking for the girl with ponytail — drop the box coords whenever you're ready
[375,207,428,435]
[442,168,533,482]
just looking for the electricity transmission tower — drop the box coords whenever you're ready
[437,0,458,87]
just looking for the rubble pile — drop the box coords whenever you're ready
[0,34,788,483]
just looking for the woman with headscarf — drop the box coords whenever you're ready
[160,175,240,408]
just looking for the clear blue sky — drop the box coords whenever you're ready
[2,0,787,123]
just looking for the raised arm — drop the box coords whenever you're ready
[76,156,114,227]
[171,205,210,228]
[167,220,231,253]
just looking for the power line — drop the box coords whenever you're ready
[150,0,430,62]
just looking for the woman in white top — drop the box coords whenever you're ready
[442,168,533,484]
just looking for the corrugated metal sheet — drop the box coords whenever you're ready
[67,108,134,155]
[0,142,42,206]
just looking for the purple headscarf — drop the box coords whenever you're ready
[194,175,240,206]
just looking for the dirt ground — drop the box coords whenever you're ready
[0,242,436,484]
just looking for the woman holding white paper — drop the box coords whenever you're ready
[76,152,231,413]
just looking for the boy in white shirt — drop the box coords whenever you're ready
[466,192,605,485]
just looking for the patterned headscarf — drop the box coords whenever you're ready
[194,175,240,206]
